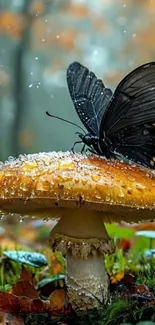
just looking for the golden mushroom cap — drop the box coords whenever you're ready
[0,151,154,222]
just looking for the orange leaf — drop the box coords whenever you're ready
[110,271,124,284]
[49,289,72,315]
[11,281,39,299]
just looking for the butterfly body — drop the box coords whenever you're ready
[75,131,118,160]
[67,61,155,169]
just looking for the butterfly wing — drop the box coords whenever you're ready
[108,124,155,167]
[100,62,155,167]
[67,62,113,136]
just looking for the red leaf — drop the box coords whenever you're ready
[130,284,153,297]
[19,266,35,286]
[119,238,131,252]
[0,292,20,313]
[11,281,39,299]
[18,297,32,313]
[18,296,49,313]
[122,274,136,286]
[0,291,48,314]
[31,298,45,313]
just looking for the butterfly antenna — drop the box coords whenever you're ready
[46,111,86,134]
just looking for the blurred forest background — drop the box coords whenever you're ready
[0,0,155,161]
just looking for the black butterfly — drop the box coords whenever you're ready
[66,61,155,169]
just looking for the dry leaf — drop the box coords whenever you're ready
[0,292,20,313]
[11,281,39,299]
[19,266,35,286]
[49,289,72,315]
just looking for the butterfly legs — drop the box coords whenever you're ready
[85,147,99,155]
[71,141,84,153]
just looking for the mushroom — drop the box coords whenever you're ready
[0,152,155,309]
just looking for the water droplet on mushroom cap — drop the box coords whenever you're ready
[0,152,154,223]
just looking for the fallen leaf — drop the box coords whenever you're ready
[0,292,20,313]
[11,281,39,299]
[17,296,49,313]
[18,296,32,313]
[121,274,136,286]
[49,289,72,315]
[110,271,124,284]
[130,284,153,298]
[19,265,35,286]
[0,291,49,314]
[31,298,45,313]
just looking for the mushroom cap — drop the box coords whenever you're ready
[0,151,155,222]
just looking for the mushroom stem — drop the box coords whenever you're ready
[50,208,114,309]
[67,251,109,309]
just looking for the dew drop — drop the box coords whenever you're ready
[91,174,101,182]
[135,183,146,191]
[43,217,49,223]
[0,214,5,220]
[7,156,15,162]
[19,216,24,223]
[118,192,124,198]
[105,196,110,202]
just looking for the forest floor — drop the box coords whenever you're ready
[0,216,155,325]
